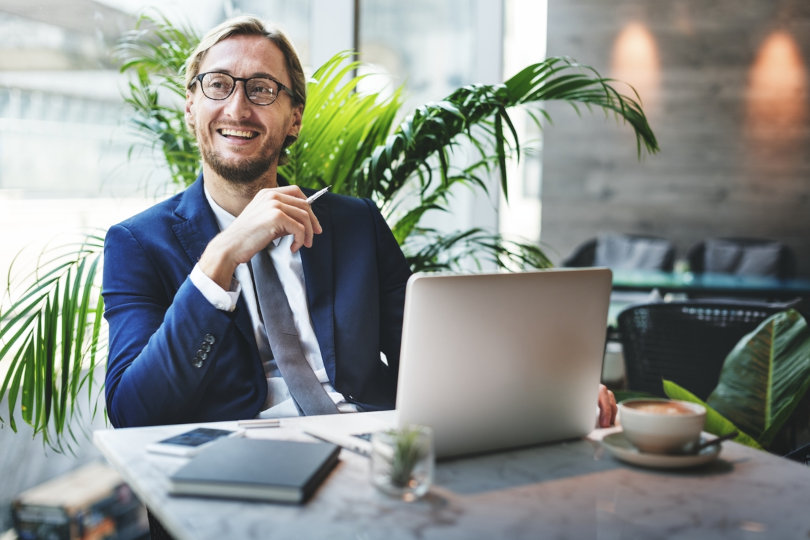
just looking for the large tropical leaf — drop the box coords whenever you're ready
[663,380,762,449]
[706,309,810,447]
[0,233,106,451]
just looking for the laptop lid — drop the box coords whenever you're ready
[395,268,612,459]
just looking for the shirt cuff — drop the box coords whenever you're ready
[189,263,241,312]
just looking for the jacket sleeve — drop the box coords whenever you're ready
[102,223,262,427]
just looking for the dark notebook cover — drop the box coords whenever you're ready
[167,438,341,503]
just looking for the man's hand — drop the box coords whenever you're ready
[199,185,322,289]
[597,383,617,427]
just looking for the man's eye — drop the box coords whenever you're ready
[205,75,230,89]
[251,84,275,95]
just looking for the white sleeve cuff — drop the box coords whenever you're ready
[189,263,241,312]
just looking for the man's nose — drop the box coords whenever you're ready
[223,81,252,117]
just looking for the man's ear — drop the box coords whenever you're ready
[185,90,196,131]
[288,103,303,139]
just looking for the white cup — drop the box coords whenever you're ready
[619,398,706,454]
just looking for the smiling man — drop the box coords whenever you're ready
[102,16,413,428]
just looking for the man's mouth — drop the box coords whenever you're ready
[219,128,258,140]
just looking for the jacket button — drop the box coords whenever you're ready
[192,351,207,368]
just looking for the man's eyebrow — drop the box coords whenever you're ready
[204,68,278,79]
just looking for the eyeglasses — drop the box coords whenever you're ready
[191,72,295,106]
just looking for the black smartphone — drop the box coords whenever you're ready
[146,427,244,457]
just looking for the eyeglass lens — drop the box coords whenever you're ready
[200,73,280,105]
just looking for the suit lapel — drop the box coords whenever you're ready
[301,199,337,381]
[172,177,256,348]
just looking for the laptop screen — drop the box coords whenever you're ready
[395,268,612,458]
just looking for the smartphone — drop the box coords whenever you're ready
[146,427,245,457]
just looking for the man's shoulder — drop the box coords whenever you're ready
[321,191,378,214]
[113,184,198,231]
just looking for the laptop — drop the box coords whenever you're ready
[395,268,612,459]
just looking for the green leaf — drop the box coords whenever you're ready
[706,309,810,447]
[663,380,762,449]
[0,233,105,451]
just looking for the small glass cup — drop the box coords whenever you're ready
[369,424,434,501]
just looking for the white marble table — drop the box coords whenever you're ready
[94,411,810,540]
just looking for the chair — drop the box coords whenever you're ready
[562,233,676,271]
[617,300,796,400]
[686,237,797,279]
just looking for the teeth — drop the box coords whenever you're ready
[220,128,255,138]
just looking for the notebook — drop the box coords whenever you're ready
[167,438,340,503]
[395,268,612,458]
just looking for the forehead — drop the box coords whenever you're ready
[199,34,288,79]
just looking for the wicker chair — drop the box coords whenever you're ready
[617,300,796,400]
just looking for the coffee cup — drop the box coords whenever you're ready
[618,398,706,454]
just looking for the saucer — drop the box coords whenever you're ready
[601,431,721,469]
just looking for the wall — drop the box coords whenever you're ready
[541,0,810,275]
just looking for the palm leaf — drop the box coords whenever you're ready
[0,233,106,450]
[281,51,404,195]
[706,309,810,447]
[348,57,657,271]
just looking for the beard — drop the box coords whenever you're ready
[201,145,279,185]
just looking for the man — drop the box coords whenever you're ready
[103,15,411,428]
[103,16,616,429]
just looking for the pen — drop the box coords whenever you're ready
[306,185,331,204]
[238,418,281,429]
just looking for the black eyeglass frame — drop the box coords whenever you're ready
[190,72,296,106]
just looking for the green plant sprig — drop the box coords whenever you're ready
[383,427,429,488]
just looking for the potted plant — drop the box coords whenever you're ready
[0,12,658,450]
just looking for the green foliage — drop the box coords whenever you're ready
[664,309,810,450]
[280,50,404,196]
[0,234,106,452]
[116,11,200,190]
[382,426,430,488]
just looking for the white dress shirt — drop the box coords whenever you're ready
[188,186,358,417]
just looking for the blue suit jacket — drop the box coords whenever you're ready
[102,176,411,427]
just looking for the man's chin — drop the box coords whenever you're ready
[205,153,276,185]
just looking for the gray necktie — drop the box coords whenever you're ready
[250,248,339,416]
